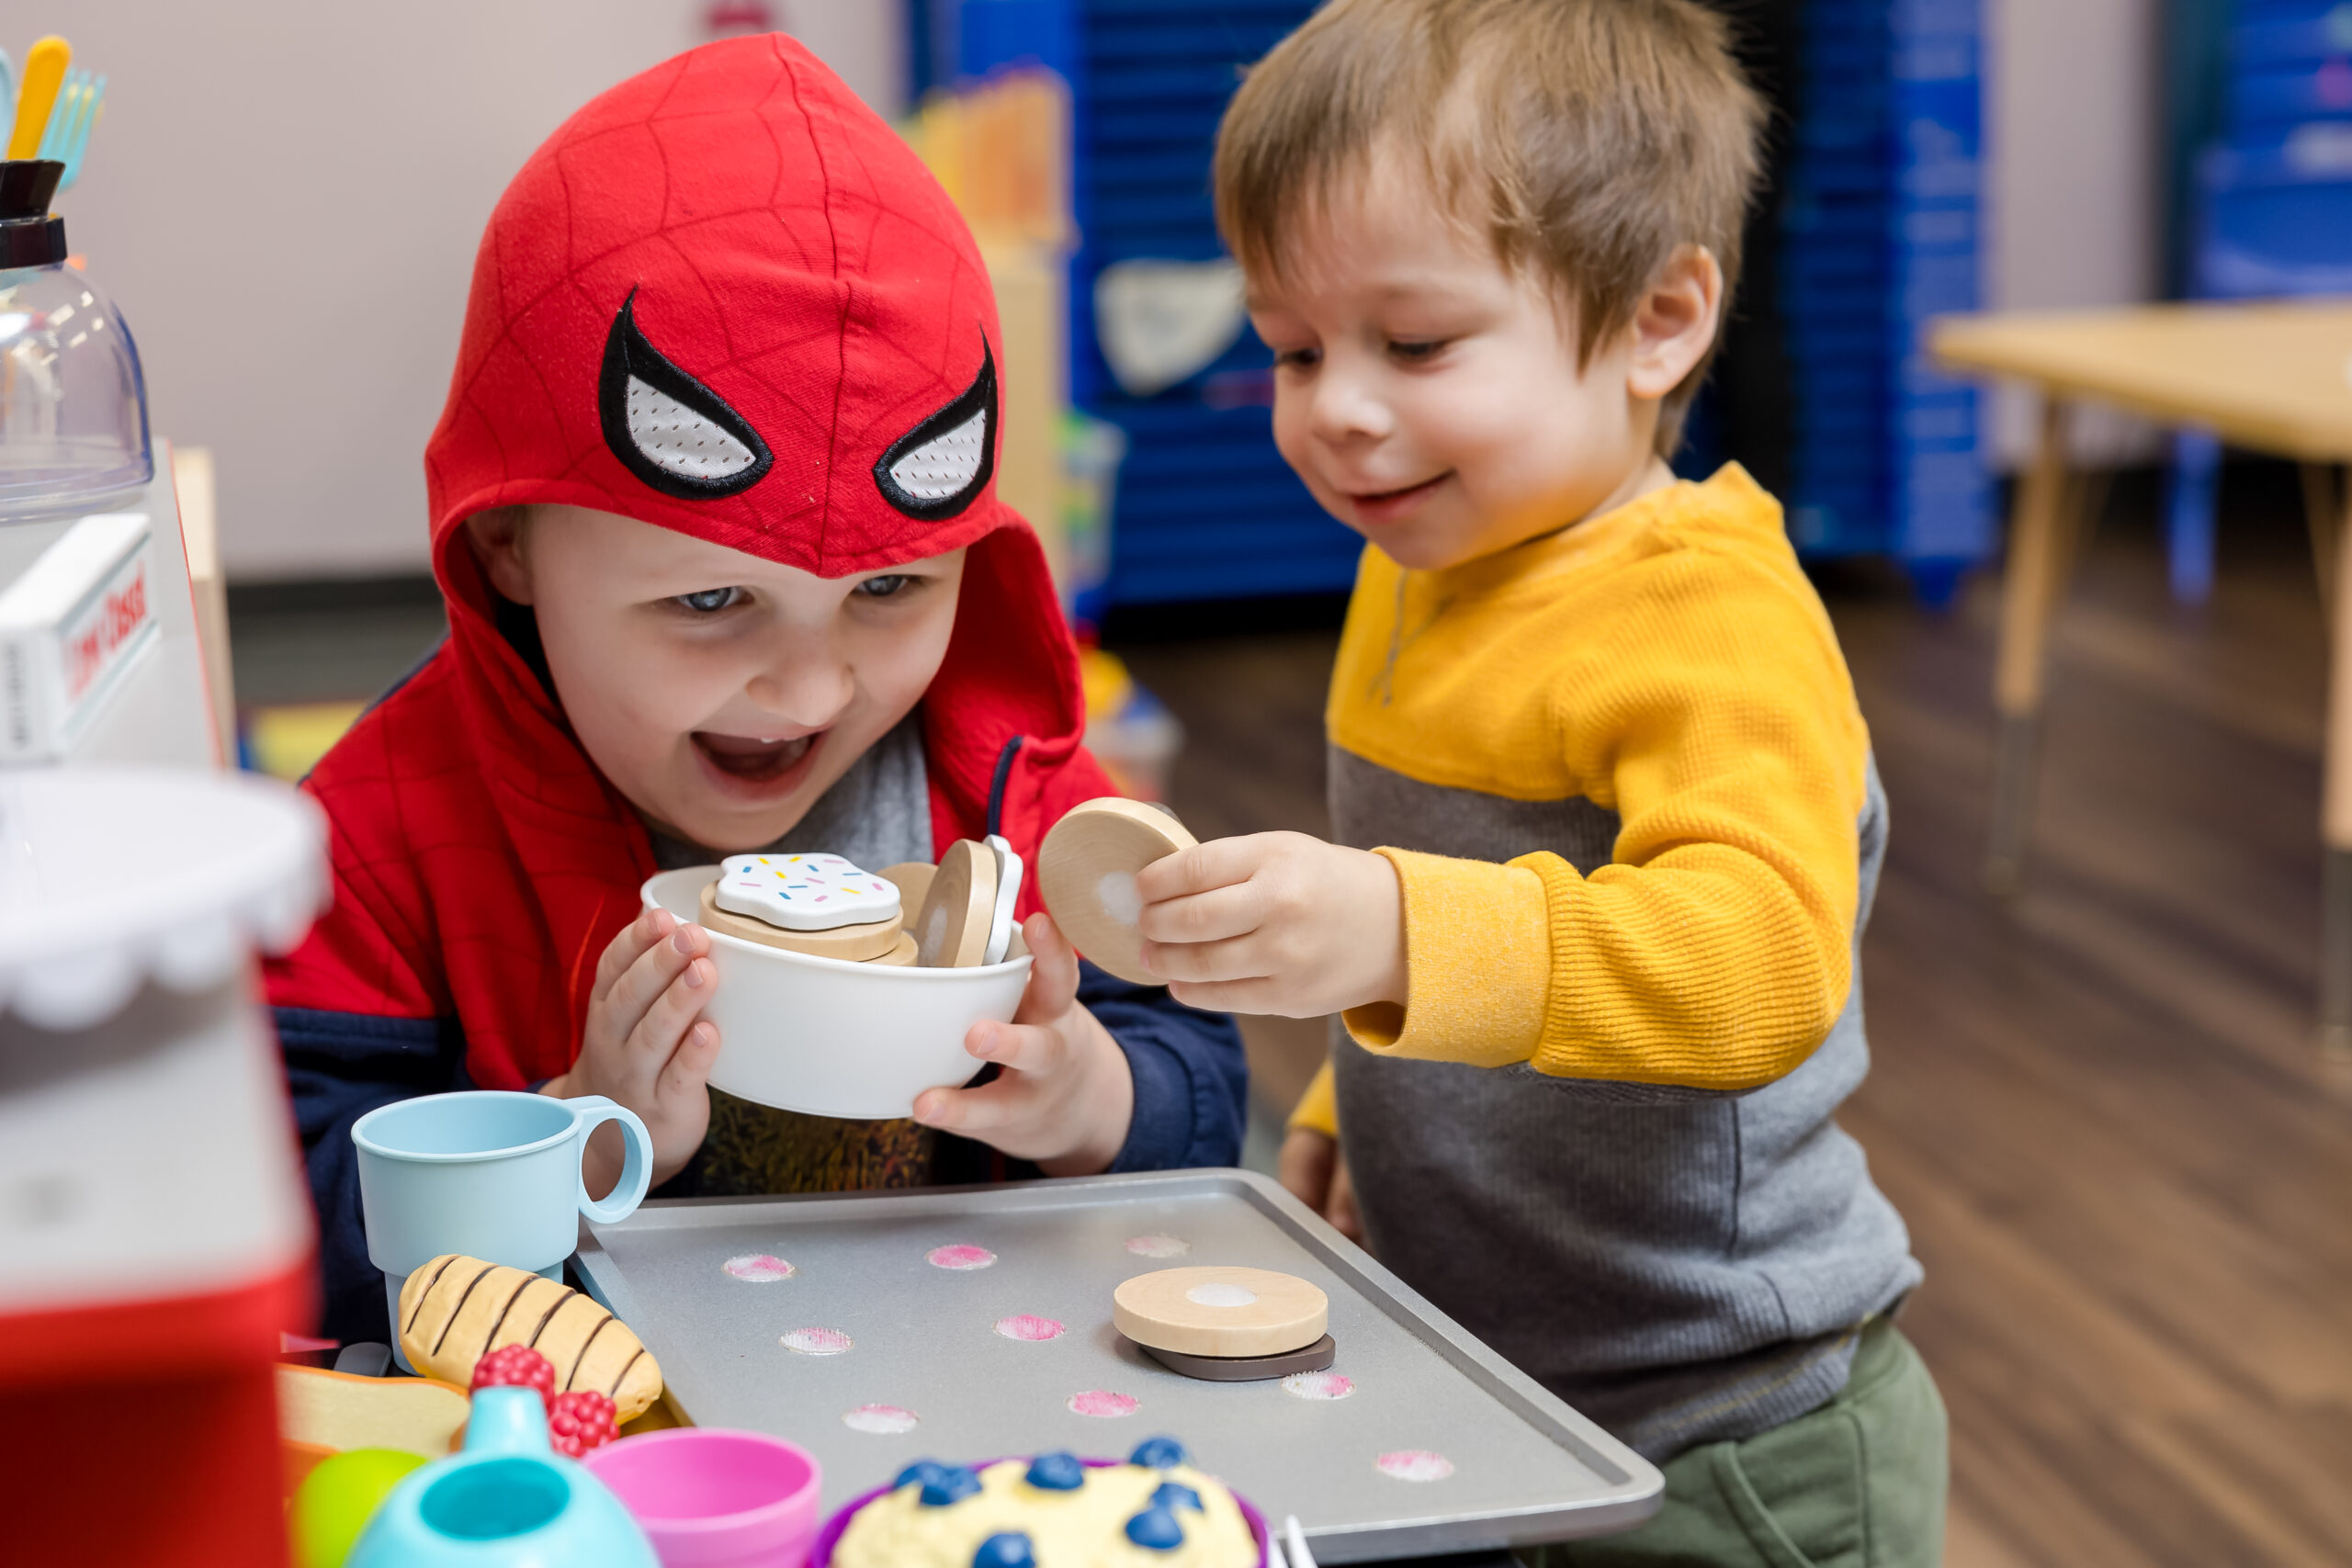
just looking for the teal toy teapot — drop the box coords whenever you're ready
[345,1387,658,1568]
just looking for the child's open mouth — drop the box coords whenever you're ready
[691,729,824,787]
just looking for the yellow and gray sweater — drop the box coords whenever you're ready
[1297,465,1920,1461]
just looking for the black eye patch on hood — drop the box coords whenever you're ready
[872,338,998,521]
[598,288,775,500]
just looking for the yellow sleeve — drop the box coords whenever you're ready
[1349,548,1867,1091]
[1286,1059,1340,1137]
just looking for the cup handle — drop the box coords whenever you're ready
[565,1094,654,1224]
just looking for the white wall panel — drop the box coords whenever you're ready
[32,1,901,579]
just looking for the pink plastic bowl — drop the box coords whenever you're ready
[585,1428,823,1568]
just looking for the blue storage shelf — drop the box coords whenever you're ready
[939,0,1354,609]
[1778,0,1990,578]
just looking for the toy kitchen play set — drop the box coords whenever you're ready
[0,35,1661,1568]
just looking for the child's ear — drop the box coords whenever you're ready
[1624,245,1724,402]
[464,506,536,604]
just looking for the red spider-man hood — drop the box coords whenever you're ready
[269,36,1110,1089]
[425,31,1087,829]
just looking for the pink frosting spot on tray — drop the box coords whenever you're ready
[926,1244,997,1270]
[780,1326,854,1356]
[1124,1233,1192,1258]
[1282,1371,1354,1401]
[842,1404,920,1435]
[723,1253,796,1282]
[1067,1390,1139,1418]
[995,1314,1065,1342]
[1376,1450,1454,1482]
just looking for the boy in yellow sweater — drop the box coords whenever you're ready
[1132,2,1947,1562]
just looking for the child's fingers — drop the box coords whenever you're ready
[1135,834,1278,902]
[592,908,673,1005]
[1277,1127,1337,1210]
[1012,912,1080,1024]
[962,1018,1068,1078]
[1135,931,1271,987]
[659,1020,721,1100]
[910,1072,1032,1139]
[1134,882,1264,945]
[1326,1155,1363,1243]
[624,953,714,1065]
[603,921,707,1037]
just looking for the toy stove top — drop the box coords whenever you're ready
[573,1169,1659,1564]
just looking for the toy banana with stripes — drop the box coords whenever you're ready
[397,1254,663,1423]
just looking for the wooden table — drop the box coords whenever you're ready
[1933,299,2352,1050]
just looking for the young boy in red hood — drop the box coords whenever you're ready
[266,36,1247,1345]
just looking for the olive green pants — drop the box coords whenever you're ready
[1527,1318,1948,1568]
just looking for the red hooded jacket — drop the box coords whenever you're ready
[267,36,1244,1342]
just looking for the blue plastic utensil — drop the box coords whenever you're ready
[37,69,104,189]
[0,50,16,135]
[59,73,104,190]
[34,68,83,159]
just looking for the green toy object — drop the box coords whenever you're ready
[292,1449,431,1568]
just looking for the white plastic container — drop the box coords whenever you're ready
[641,867,1033,1120]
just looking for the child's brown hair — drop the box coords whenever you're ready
[1214,0,1765,455]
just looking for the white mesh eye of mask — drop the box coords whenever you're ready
[885,407,988,501]
[625,377,763,481]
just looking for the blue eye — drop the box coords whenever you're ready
[676,587,741,613]
[855,574,915,599]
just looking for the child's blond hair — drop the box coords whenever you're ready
[1214,0,1766,455]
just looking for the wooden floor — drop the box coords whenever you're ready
[1114,470,2352,1568]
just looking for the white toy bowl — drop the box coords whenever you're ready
[642,867,1033,1120]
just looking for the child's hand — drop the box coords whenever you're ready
[1133,832,1407,1017]
[1278,1128,1362,1243]
[911,912,1134,1176]
[542,907,721,1195]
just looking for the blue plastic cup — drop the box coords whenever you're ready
[353,1091,652,1370]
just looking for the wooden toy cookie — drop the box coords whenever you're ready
[698,880,903,962]
[877,861,937,909]
[912,839,996,967]
[714,852,901,930]
[866,931,920,966]
[1112,1265,1328,1359]
[1037,797,1197,985]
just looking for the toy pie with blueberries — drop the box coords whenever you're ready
[820,1437,1263,1568]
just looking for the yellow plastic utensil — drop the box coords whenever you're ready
[7,36,70,161]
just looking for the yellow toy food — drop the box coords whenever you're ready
[396,1254,662,1422]
[831,1438,1257,1568]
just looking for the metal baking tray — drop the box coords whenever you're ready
[575,1169,1660,1562]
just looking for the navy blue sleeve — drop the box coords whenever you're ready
[1079,961,1248,1172]
[274,1008,468,1347]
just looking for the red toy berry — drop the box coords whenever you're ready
[548,1390,618,1458]
[469,1344,556,1411]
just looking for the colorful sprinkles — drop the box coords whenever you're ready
[1375,1450,1454,1482]
[1068,1390,1140,1418]
[780,1326,854,1356]
[926,1244,997,1270]
[1282,1371,1355,1401]
[722,1253,796,1282]
[993,1314,1065,1343]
